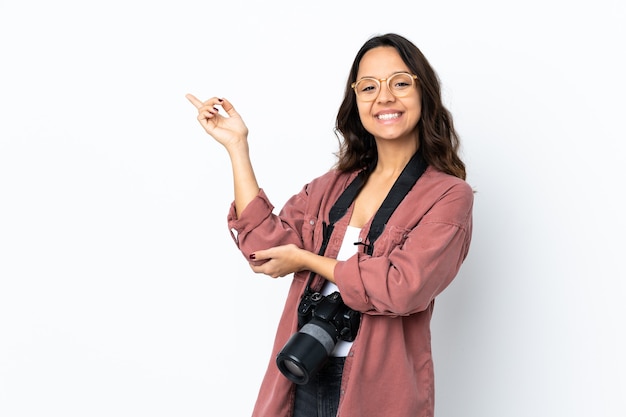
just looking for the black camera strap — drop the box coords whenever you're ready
[364,149,428,255]
[303,149,428,293]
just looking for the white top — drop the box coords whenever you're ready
[320,225,362,357]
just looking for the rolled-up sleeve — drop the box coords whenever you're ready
[226,188,308,261]
[335,181,473,316]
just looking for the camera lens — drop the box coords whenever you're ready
[282,360,305,379]
[276,321,335,385]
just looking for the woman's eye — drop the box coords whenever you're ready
[391,74,414,90]
[356,79,378,94]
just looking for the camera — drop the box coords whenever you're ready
[276,291,361,384]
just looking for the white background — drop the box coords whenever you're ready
[1,1,624,416]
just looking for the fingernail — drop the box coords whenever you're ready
[218,98,223,102]
[249,253,256,260]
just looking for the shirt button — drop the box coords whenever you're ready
[309,220,315,225]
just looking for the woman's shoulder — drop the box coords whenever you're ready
[417,167,475,216]
[423,166,473,194]
[305,168,359,191]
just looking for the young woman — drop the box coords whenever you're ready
[187,33,473,417]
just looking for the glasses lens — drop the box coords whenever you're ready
[354,78,379,100]
[389,73,415,96]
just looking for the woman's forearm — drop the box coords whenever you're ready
[227,142,260,217]
[300,250,339,283]
[186,94,259,216]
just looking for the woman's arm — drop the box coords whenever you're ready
[188,95,351,281]
[335,183,474,316]
[186,94,259,216]
[249,244,339,281]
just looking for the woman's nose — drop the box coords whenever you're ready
[377,82,395,102]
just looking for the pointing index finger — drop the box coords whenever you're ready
[185,93,204,109]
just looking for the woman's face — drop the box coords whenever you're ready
[355,46,422,144]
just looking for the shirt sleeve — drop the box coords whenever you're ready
[226,187,309,262]
[334,181,474,316]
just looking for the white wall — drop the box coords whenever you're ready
[1,1,624,416]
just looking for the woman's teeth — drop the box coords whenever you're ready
[377,113,401,120]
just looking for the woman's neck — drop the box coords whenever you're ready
[373,140,420,179]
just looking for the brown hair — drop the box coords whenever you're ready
[334,33,466,180]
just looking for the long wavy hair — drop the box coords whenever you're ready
[334,33,466,180]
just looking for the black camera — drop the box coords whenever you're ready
[276,291,361,384]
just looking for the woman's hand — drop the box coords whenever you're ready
[185,94,249,150]
[249,244,305,278]
[250,244,338,282]
[186,93,260,215]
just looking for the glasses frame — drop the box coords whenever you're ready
[351,72,419,102]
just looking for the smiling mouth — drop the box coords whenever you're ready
[376,112,402,120]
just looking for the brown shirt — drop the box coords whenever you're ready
[227,165,473,417]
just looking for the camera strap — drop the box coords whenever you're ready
[364,149,428,255]
[304,149,428,293]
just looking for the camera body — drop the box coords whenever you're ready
[276,291,361,385]
[297,291,360,341]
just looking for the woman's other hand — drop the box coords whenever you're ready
[185,94,249,150]
[250,245,338,282]
[249,244,306,279]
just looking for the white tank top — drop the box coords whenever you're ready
[320,225,361,357]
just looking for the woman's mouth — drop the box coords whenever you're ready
[376,112,402,120]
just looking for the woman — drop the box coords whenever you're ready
[187,33,473,417]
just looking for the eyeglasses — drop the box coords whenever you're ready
[351,72,418,102]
